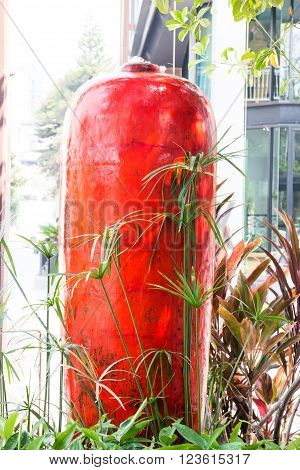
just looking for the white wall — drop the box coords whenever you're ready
[210,0,247,243]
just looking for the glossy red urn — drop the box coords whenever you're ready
[60,61,216,428]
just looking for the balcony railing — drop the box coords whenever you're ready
[247,66,300,102]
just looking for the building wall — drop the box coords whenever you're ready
[0,1,8,234]
[210,0,246,242]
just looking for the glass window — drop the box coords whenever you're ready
[248,2,300,100]
[245,128,270,239]
[246,127,300,241]
[293,129,300,232]
[194,9,212,98]
[279,0,300,23]
[248,10,270,52]
[272,128,288,232]
[131,0,142,23]
[130,0,143,47]
[277,1,300,99]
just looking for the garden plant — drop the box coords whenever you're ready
[0,135,300,449]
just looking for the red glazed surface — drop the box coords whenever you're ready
[60,63,216,427]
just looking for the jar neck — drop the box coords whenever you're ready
[121,61,161,73]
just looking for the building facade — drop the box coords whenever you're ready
[130,0,300,241]
[246,3,300,240]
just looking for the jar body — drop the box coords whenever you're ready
[60,65,216,426]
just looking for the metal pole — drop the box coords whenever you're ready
[269,7,276,101]
[267,127,274,243]
[288,0,294,100]
[287,126,294,217]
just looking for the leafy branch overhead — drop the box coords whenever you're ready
[152,0,299,89]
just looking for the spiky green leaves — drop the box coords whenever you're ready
[150,267,214,309]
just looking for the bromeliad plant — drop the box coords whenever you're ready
[209,214,300,443]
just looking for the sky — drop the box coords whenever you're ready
[5,0,123,224]
[5,0,122,163]
[7,0,122,80]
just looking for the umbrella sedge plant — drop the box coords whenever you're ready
[149,267,217,432]
[68,216,170,438]
[140,132,242,430]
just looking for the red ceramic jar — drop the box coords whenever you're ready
[60,61,216,427]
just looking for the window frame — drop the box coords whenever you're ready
[245,123,300,240]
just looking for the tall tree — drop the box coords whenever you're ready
[36,24,113,193]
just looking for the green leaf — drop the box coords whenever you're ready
[4,354,20,382]
[255,48,272,71]
[1,240,17,275]
[53,422,77,450]
[220,441,245,450]
[158,443,204,450]
[0,417,5,440]
[80,428,107,449]
[4,412,18,441]
[115,399,148,443]
[165,19,182,31]
[198,6,210,17]
[193,42,205,56]
[280,77,292,95]
[159,426,178,446]
[181,7,189,21]
[264,441,281,450]
[3,433,19,450]
[194,0,206,7]
[192,35,210,57]
[202,63,216,77]
[25,435,46,450]
[286,438,300,450]
[219,306,242,344]
[221,47,235,62]
[229,422,243,442]
[171,9,185,23]
[3,430,29,449]
[178,29,189,42]
[152,0,169,15]
[18,431,30,449]
[199,18,210,28]
[200,34,210,51]
[208,423,229,446]
[120,419,152,444]
[188,59,202,69]
[173,423,209,449]
[241,50,256,63]
[269,0,284,8]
